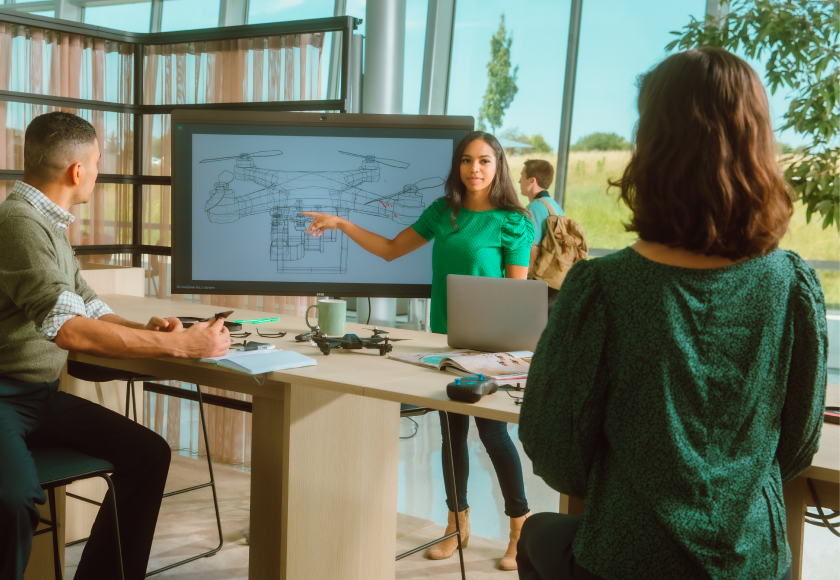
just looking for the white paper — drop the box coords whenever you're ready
[199,346,276,363]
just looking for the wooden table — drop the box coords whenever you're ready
[67,295,519,580]
[38,295,838,580]
[783,384,839,580]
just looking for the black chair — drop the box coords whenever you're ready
[396,404,466,580]
[31,446,124,580]
[66,361,223,576]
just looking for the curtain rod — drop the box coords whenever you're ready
[0,91,346,115]
[0,10,358,45]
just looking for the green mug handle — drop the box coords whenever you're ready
[305,304,320,332]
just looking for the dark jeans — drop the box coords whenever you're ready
[547,287,559,318]
[517,513,794,580]
[439,411,529,518]
[0,377,171,580]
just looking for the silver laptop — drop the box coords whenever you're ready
[447,275,548,352]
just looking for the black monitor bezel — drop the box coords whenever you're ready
[171,111,474,298]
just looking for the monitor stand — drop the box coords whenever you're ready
[357,297,397,327]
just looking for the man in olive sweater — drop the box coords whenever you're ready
[0,112,229,580]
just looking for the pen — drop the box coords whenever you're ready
[233,317,280,324]
[229,344,274,352]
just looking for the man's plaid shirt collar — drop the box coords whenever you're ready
[10,181,75,230]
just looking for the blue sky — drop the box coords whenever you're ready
[81,0,806,148]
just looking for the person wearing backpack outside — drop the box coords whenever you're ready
[519,160,564,313]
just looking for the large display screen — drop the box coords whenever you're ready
[171,113,472,297]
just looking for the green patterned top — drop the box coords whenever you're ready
[411,197,534,334]
[520,248,828,580]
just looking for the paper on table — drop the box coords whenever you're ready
[200,348,275,362]
[200,349,317,375]
[390,350,533,381]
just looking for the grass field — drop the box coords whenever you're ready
[508,151,840,308]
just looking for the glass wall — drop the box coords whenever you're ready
[562,0,703,251]
[248,0,334,23]
[562,0,837,306]
[447,0,571,208]
[84,2,152,33]
[161,0,221,32]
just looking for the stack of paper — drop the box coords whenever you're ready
[200,349,317,375]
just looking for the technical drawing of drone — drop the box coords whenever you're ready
[200,148,444,274]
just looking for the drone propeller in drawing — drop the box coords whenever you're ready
[337,150,410,169]
[200,149,440,274]
[199,150,284,163]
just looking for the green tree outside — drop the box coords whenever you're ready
[570,132,631,152]
[478,14,519,134]
[668,0,839,230]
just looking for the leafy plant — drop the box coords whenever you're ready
[529,134,553,153]
[570,132,631,152]
[500,128,553,153]
[478,14,519,134]
[667,0,839,230]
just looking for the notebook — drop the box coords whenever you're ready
[200,349,317,375]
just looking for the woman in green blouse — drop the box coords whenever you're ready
[517,48,827,580]
[304,132,535,569]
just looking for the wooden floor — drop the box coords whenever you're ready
[63,454,514,580]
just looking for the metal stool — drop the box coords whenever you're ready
[31,446,124,580]
[396,405,466,580]
[66,361,223,576]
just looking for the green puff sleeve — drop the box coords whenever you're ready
[777,254,828,482]
[501,211,535,267]
[519,259,608,497]
[411,197,447,241]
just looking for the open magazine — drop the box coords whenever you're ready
[390,350,532,381]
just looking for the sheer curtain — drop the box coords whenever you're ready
[0,23,134,253]
[141,33,325,467]
[1,18,328,469]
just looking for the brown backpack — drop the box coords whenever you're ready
[528,198,588,290]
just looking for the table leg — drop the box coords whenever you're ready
[783,477,806,580]
[249,385,400,580]
[559,494,586,516]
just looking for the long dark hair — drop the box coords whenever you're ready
[610,48,792,259]
[444,131,528,230]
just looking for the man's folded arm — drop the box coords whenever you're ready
[54,315,190,358]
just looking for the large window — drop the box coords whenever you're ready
[84,2,152,33]
[563,0,837,307]
[563,0,703,252]
[447,0,571,209]
[161,0,221,32]
[248,0,334,24]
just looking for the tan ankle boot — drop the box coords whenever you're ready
[499,511,530,570]
[427,508,470,560]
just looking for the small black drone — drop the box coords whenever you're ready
[296,327,407,356]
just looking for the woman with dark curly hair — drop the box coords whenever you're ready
[517,48,827,580]
[304,131,535,569]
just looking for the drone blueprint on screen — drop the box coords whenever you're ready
[191,134,452,284]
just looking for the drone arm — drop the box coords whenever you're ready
[302,212,427,262]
